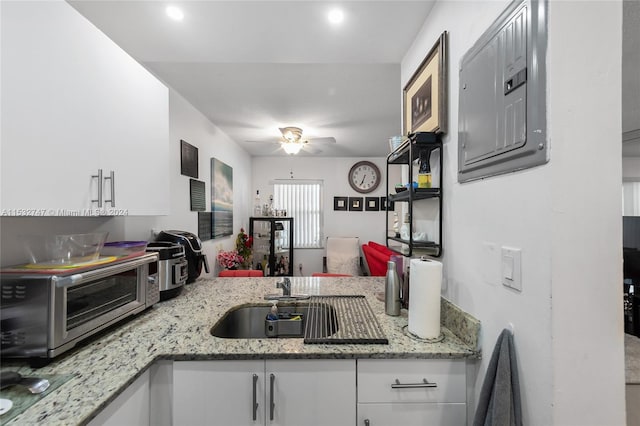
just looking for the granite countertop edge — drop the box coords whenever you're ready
[2,276,480,426]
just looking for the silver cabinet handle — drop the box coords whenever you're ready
[91,169,103,207]
[104,170,115,207]
[364,420,370,426]
[252,374,259,421]
[391,378,437,389]
[269,373,275,421]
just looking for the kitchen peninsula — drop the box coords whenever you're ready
[1,277,480,425]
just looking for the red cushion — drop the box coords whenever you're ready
[218,270,264,277]
[362,244,391,276]
[367,241,394,256]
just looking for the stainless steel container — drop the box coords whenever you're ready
[385,260,402,316]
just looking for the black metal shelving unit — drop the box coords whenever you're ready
[249,217,294,276]
[385,132,443,257]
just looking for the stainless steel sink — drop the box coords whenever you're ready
[210,302,338,339]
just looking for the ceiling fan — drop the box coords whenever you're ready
[246,126,336,155]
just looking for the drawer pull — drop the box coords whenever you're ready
[391,378,437,389]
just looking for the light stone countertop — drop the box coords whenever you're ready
[1,276,480,425]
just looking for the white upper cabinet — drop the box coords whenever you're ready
[1,0,169,216]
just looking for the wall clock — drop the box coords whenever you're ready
[348,161,381,194]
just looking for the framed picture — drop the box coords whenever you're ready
[403,31,448,135]
[190,179,206,211]
[197,212,212,241]
[380,196,395,211]
[180,140,199,178]
[365,197,379,211]
[349,197,363,212]
[211,157,233,238]
[334,196,348,211]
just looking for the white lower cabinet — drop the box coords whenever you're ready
[88,370,150,426]
[357,403,466,426]
[356,359,467,426]
[172,359,356,426]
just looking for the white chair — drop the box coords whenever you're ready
[322,237,362,276]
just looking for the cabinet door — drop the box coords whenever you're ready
[357,402,466,426]
[0,1,169,216]
[1,1,99,213]
[88,370,150,426]
[95,60,169,215]
[173,360,265,426]
[267,359,356,426]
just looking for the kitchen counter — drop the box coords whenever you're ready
[1,276,480,425]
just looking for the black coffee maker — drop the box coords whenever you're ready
[155,230,210,283]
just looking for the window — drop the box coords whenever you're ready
[272,180,323,249]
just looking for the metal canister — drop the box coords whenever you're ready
[385,261,401,316]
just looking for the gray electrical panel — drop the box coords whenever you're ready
[458,0,548,182]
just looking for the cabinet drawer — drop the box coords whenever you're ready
[357,359,465,403]
[357,402,466,426]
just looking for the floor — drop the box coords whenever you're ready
[626,333,640,426]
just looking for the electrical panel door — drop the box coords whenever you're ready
[458,0,548,182]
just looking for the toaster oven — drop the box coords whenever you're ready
[0,253,159,362]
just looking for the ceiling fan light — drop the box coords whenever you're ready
[280,126,303,143]
[282,142,303,155]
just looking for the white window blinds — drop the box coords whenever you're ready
[272,180,323,249]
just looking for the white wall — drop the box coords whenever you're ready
[402,0,624,424]
[252,157,400,275]
[0,89,252,276]
[120,90,253,278]
[548,2,624,424]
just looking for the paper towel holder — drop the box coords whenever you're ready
[402,325,445,343]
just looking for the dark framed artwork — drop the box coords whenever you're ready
[403,31,448,135]
[211,157,233,238]
[380,196,395,211]
[365,197,379,211]
[334,196,348,211]
[190,179,206,211]
[348,197,363,212]
[180,140,199,178]
[198,212,212,241]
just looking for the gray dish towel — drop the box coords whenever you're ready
[473,328,523,426]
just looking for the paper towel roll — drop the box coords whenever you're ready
[408,258,442,339]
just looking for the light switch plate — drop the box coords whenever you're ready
[502,247,522,291]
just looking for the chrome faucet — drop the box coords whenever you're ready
[277,278,292,296]
[264,277,309,300]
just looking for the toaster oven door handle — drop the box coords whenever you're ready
[54,254,158,288]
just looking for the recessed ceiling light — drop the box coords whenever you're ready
[166,6,184,21]
[327,8,344,25]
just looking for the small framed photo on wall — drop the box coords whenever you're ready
[365,197,379,211]
[190,179,206,211]
[349,197,363,211]
[380,196,395,211]
[180,140,199,178]
[334,196,348,211]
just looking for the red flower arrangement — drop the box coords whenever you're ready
[235,228,253,268]
[217,250,244,270]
